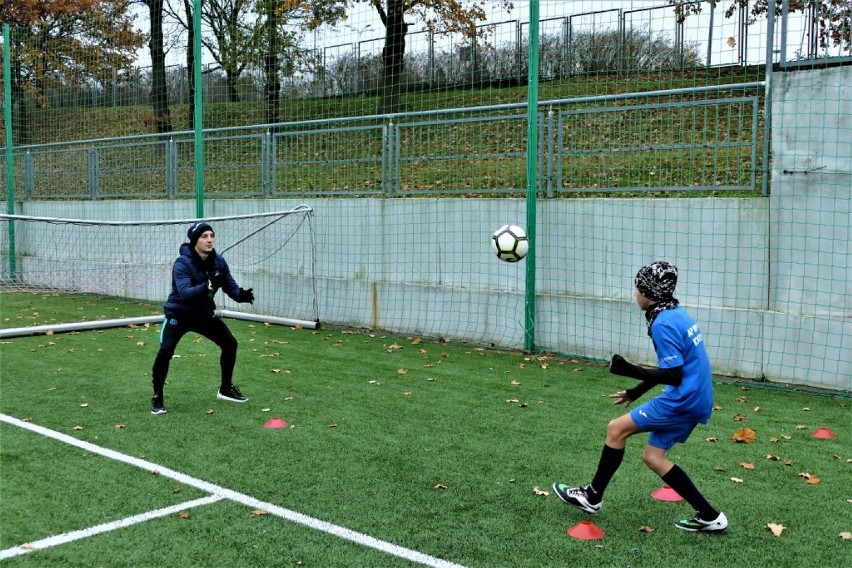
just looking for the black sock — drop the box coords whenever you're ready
[662,464,718,520]
[588,444,625,502]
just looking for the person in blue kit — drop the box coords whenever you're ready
[553,261,727,532]
[150,221,255,415]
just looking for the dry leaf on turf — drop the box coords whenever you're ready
[840,532,852,540]
[766,455,780,461]
[730,477,744,483]
[639,525,654,533]
[251,510,268,516]
[796,425,807,430]
[532,487,549,497]
[733,413,748,422]
[766,523,785,537]
[178,512,190,519]
[731,427,756,443]
[434,484,448,490]
[740,462,755,470]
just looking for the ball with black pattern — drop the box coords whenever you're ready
[491,224,529,263]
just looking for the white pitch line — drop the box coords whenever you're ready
[0,414,467,568]
[0,495,223,560]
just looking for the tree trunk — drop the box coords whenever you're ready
[146,0,173,134]
[183,0,195,129]
[380,0,408,116]
[264,5,280,124]
[10,28,30,145]
[226,69,240,102]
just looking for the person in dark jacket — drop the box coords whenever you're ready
[150,221,255,414]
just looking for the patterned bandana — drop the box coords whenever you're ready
[635,261,680,336]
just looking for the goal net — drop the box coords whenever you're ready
[0,206,318,338]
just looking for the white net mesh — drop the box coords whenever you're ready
[0,206,318,330]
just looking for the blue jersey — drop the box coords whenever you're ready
[649,307,713,423]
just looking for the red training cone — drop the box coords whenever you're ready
[567,520,605,540]
[651,485,683,501]
[811,427,836,439]
[264,417,289,429]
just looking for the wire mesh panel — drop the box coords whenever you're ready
[1,2,849,388]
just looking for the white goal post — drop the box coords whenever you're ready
[0,205,320,338]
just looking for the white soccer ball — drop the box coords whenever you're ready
[491,224,529,263]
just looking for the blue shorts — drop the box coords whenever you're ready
[630,398,699,450]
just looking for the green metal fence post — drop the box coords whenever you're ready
[524,0,539,353]
[3,23,17,281]
[193,0,204,217]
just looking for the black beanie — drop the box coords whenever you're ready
[635,261,678,302]
[187,221,213,246]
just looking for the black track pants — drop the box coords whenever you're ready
[151,315,238,394]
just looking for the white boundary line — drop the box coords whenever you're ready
[0,414,466,568]
[0,495,223,560]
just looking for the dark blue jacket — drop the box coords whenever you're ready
[163,243,240,321]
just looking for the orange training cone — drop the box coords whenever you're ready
[567,520,605,540]
[811,427,836,439]
[651,485,683,501]
[264,417,289,429]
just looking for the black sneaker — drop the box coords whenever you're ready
[217,384,248,403]
[552,483,601,514]
[151,394,167,415]
[675,512,728,532]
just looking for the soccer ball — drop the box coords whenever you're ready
[491,224,529,263]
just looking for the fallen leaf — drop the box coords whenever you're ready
[329,423,337,428]
[802,407,810,411]
[397,368,408,375]
[271,369,280,373]
[753,406,760,412]
[765,455,780,461]
[705,437,718,442]
[532,486,549,497]
[740,462,755,470]
[115,424,125,429]
[638,525,654,533]
[510,380,521,385]
[795,425,807,430]
[731,427,756,443]
[726,36,736,48]
[766,523,785,537]
[251,509,268,516]
[714,466,726,472]
[79,403,89,408]
[261,408,271,412]
[713,405,723,411]
[434,484,447,490]
[506,399,519,403]
[206,409,214,414]
[403,391,412,396]
[733,413,748,422]
[731,477,744,483]
[770,437,779,443]
[840,532,852,540]
[736,396,747,403]
[19,544,35,550]
[178,512,190,519]
[72,426,83,431]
